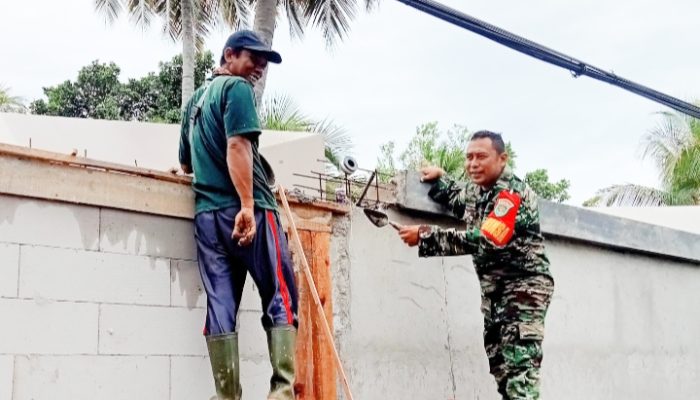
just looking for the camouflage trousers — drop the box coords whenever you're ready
[479,275,553,400]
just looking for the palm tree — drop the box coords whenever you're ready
[96,0,367,105]
[259,93,352,166]
[251,0,369,100]
[0,85,26,113]
[588,108,700,206]
[94,0,248,107]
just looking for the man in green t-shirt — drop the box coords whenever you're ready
[178,30,297,400]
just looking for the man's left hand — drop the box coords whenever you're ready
[399,225,421,247]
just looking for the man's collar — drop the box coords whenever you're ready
[480,166,512,194]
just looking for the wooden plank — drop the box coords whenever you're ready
[0,146,349,222]
[0,155,195,219]
[279,188,353,400]
[310,231,336,400]
[0,142,191,185]
[294,230,315,400]
[280,217,332,234]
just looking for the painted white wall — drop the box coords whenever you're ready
[0,112,325,193]
[339,208,700,400]
[2,193,699,400]
[0,195,272,400]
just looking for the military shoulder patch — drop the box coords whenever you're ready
[481,190,522,247]
[493,197,515,217]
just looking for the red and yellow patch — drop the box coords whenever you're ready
[481,190,521,247]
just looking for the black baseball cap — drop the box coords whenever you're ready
[220,30,282,65]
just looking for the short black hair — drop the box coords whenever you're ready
[219,47,244,66]
[470,130,506,154]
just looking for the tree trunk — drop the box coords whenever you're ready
[252,0,277,104]
[181,0,196,108]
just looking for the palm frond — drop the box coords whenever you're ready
[260,93,313,131]
[313,118,352,163]
[95,0,124,24]
[260,93,353,165]
[283,0,308,40]
[325,147,340,166]
[218,0,251,29]
[593,184,670,207]
[687,107,700,142]
[193,0,220,50]
[670,145,700,193]
[0,85,26,112]
[642,111,690,184]
[364,0,379,11]
[305,0,357,47]
[666,187,700,206]
[152,0,180,41]
[126,0,156,30]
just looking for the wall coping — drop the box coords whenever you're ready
[0,143,350,219]
[395,171,700,264]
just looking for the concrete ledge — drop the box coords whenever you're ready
[395,170,700,264]
[0,143,350,221]
[539,201,700,264]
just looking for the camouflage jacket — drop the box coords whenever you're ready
[418,167,553,281]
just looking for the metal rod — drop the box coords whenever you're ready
[318,172,323,201]
[355,170,377,207]
[292,184,338,197]
[375,169,380,203]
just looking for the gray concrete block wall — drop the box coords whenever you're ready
[0,355,13,400]
[0,194,273,400]
[340,209,700,400]
[4,190,699,400]
[0,244,19,298]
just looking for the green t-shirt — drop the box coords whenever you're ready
[179,76,277,214]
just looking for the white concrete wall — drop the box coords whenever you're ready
[3,190,699,400]
[0,113,326,195]
[0,194,274,400]
[337,209,700,400]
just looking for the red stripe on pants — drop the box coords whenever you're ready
[267,211,293,325]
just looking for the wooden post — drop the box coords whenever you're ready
[310,231,336,399]
[293,230,337,400]
[294,230,314,399]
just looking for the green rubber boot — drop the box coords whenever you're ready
[267,326,297,400]
[206,333,242,400]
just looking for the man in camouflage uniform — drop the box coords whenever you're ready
[398,130,555,400]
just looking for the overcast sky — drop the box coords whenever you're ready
[2,0,699,204]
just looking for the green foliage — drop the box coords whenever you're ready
[30,52,215,123]
[377,122,469,182]
[397,122,470,181]
[0,85,27,113]
[524,169,570,203]
[377,123,571,202]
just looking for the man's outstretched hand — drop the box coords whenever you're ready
[420,166,445,182]
[399,225,420,247]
